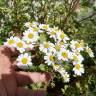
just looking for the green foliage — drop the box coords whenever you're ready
[0,0,96,95]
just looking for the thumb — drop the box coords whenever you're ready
[2,45,19,57]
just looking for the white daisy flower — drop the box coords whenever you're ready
[38,29,44,33]
[55,41,68,52]
[23,28,39,43]
[60,70,70,82]
[56,67,70,82]
[17,53,32,69]
[55,44,61,52]
[70,40,84,52]
[39,42,55,53]
[56,31,69,42]
[48,26,59,35]
[62,72,70,82]
[4,36,16,47]
[24,22,31,28]
[24,22,38,28]
[58,48,72,61]
[85,46,94,57]
[47,28,58,40]
[72,52,84,63]
[60,41,68,48]
[15,38,26,53]
[32,21,39,27]
[44,53,55,66]
[49,29,57,39]
[52,63,62,71]
[39,24,50,31]
[73,62,84,76]
[26,43,34,49]
[32,27,40,33]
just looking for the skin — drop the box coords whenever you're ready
[0,46,52,96]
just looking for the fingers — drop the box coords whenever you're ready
[1,73,17,96]
[15,71,52,86]
[15,71,33,86]
[0,45,19,57]
[0,45,19,67]
[0,46,11,57]
[0,80,7,96]
[7,46,19,57]
[11,60,18,70]
[16,87,47,96]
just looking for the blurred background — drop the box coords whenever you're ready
[0,0,96,96]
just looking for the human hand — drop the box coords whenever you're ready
[0,46,52,96]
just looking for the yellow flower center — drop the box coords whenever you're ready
[17,42,23,48]
[28,33,34,39]
[62,52,68,58]
[60,42,64,45]
[55,45,60,51]
[29,23,32,27]
[50,55,54,61]
[75,64,81,70]
[22,58,28,64]
[60,32,65,39]
[51,31,56,35]
[44,43,50,48]
[73,55,78,61]
[53,64,59,68]
[33,27,39,32]
[43,25,48,30]
[75,43,81,48]
[8,39,15,45]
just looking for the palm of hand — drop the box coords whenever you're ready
[0,46,51,96]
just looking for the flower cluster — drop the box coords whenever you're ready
[4,21,94,83]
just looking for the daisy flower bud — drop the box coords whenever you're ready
[85,46,94,57]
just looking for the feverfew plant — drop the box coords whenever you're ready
[4,21,94,83]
